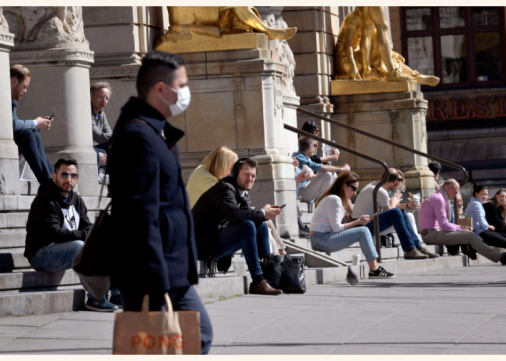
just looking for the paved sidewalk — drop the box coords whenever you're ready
[0,264,505,354]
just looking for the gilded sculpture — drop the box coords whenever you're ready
[155,6,296,52]
[335,7,439,86]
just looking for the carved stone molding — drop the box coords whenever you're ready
[232,75,246,125]
[90,66,139,79]
[9,48,94,65]
[3,6,89,51]
[0,32,14,47]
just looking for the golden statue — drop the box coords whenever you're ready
[335,7,439,86]
[155,6,297,53]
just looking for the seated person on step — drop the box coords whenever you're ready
[294,156,314,238]
[300,121,340,165]
[10,64,54,184]
[292,136,350,205]
[353,168,438,259]
[386,169,421,236]
[90,82,113,183]
[465,184,506,250]
[419,179,506,266]
[309,171,395,279]
[192,158,283,295]
[483,188,506,241]
[187,146,286,255]
[24,157,120,312]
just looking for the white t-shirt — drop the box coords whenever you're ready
[310,195,346,233]
[352,180,390,218]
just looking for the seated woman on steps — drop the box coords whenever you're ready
[309,171,395,279]
[483,188,506,241]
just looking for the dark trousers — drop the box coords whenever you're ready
[478,230,506,249]
[14,129,53,183]
[214,220,270,278]
[366,208,422,252]
[120,286,213,355]
[94,141,109,172]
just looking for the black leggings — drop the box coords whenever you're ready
[479,230,506,249]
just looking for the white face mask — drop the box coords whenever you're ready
[157,84,191,117]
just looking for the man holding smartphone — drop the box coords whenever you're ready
[193,158,284,295]
[10,64,54,184]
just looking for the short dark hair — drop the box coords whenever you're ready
[473,183,488,197]
[301,120,318,134]
[54,157,78,173]
[428,161,442,175]
[298,136,313,152]
[136,51,185,99]
[235,158,258,175]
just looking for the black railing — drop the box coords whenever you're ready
[284,125,390,262]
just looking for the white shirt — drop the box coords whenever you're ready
[310,195,346,233]
[352,180,390,217]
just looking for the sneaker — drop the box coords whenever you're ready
[418,247,439,258]
[369,266,395,279]
[109,294,122,307]
[404,248,428,260]
[299,228,310,239]
[85,296,118,312]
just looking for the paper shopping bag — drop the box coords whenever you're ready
[113,294,186,354]
[457,216,473,230]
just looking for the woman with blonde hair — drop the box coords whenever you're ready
[310,171,394,278]
[187,146,238,208]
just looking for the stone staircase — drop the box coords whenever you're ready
[0,193,491,317]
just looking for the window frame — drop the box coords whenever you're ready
[400,7,506,91]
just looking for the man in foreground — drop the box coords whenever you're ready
[24,157,118,312]
[108,51,212,354]
[192,158,283,296]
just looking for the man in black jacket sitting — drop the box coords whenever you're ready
[24,157,118,312]
[192,158,283,296]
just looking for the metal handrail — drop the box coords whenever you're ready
[297,107,469,222]
[284,125,390,262]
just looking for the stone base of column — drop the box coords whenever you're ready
[330,87,436,198]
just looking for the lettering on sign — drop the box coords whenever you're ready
[427,95,506,121]
[130,335,183,349]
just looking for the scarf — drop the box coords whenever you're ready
[439,188,453,222]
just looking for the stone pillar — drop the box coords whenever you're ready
[330,83,436,197]
[0,8,20,195]
[4,6,98,196]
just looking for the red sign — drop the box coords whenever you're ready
[428,95,506,121]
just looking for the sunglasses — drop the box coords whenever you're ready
[313,143,318,148]
[348,184,358,193]
[60,172,79,180]
[396,178,404,182]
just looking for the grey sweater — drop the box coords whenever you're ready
[91,110,112,146]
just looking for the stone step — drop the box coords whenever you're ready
[0,269,81,291]
[0,249,30,270]
[0,254,477,317]
[0,229,26,249]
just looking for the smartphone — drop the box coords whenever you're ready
[280,204,286,209]
[49,114,55,119]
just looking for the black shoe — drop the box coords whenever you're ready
[109,294,122,307]
[446,245,460,256]
[369,266,395,279]
[461,245,477,260]
[299,229,310,239]
[500,252,506,266]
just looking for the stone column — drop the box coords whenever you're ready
[0,8,20,195]
[4,6,98,196]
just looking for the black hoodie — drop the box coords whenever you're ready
[24,181,92,262]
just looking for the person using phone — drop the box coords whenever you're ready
[309,171,395,279]
[10,64,54,184]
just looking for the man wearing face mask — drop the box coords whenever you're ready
[108,51,213,354]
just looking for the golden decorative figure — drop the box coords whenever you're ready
[335,7,439,86]
[155,6,296,53]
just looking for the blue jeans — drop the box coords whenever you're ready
[310,226,379,261]
[121,286,213,355]
[366,208,422,252]
[214,220,270,278]
[14,129,53,183]
[29,241,114,301]
[94,141,109,173]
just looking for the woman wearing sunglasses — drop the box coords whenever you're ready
[301,121,339,165]
[309,171,395,278]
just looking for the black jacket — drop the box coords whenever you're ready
[108,97,198,293]
[24,181,92,261]
[483,201,506,233]
[192,176,265,260]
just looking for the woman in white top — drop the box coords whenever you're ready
[387,169,419,235]
[310,171,394,278]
